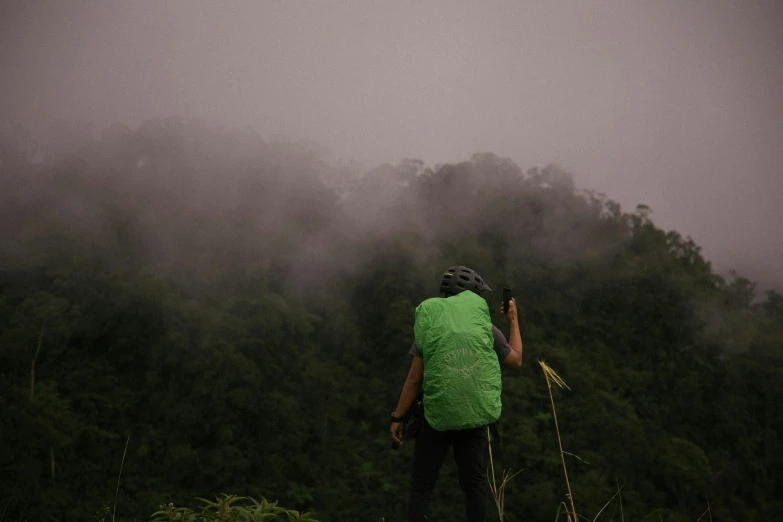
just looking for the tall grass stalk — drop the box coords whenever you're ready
[486,426,521,521]
[539,360,576,521]
[113,435,130,522]
[540,362,627,522]
[695,496,714,522]
[590,486,622,522]
[616,479,624,522]
[0,481,18,522]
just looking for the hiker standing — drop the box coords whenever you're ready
[390,266,523,522]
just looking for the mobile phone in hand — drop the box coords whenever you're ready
[503,287,512,316]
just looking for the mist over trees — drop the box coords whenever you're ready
[1,119,781,521]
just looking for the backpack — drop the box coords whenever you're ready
[414,291,502,431]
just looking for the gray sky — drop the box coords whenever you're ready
[2,0,782,292]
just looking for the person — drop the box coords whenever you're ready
[390,266,523,522]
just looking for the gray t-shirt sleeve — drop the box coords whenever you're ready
[491,325,512,360]
[410,325,511,360]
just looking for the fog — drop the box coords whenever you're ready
[2,0,781,291]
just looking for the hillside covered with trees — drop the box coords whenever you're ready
[1,118,781,521]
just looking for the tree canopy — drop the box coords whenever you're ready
[1,119,780,521]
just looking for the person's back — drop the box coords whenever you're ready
[415,291,501,431]
[390,266,524,522]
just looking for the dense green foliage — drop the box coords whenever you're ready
[1,119,781,521]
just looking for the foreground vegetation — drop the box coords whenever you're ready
[1,119,781,521]
[151,495,319,522]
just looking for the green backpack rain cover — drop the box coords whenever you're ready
[414,290,502,431]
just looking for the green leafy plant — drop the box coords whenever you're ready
[151,494,320,522]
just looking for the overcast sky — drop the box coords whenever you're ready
[2,0,781,292]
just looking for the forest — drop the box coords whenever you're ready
[1,118,781,521]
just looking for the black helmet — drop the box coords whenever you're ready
[440,266,492,295]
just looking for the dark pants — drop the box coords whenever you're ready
[408,419,488,522]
